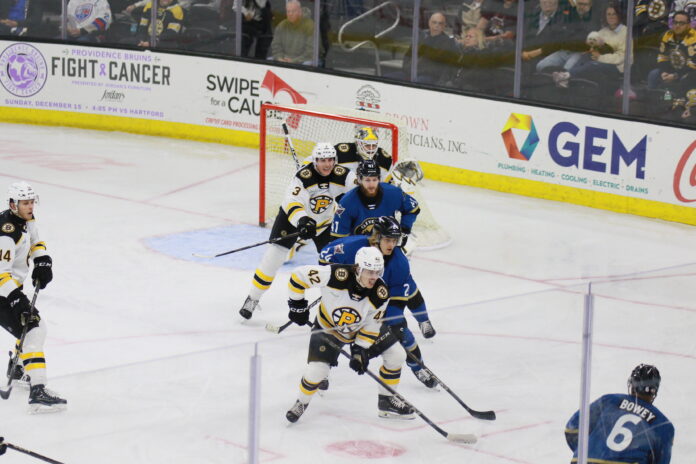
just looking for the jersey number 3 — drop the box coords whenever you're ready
[606,414,642,452]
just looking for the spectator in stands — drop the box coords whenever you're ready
[455,0,483,37]
[220,0,273,58]
[136,0,185,47]
[669,0,696,26]
[453,26,491,90]
[477,0,518,48]
[554,3,628,93]
[647,11,696,97]
[123,0,192,14]
[531,0,601,73]
[521,0,569,69]
[399,11,461,85]
[0,0,42,37]
[632,0,672,80]
[66,0,112,43]
[269,0,316,64]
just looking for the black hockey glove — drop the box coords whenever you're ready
[0,436,6,455]
[288,298,309,326]
[7,288,32,326]
[388,322,408,343]
[297,216,317,240]
[32,255,53,290]
[349,343,369,375]
[400,226,411,249]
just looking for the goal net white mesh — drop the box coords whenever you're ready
[259,103,451,250]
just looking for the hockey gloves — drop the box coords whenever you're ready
[6,288,32,327]
[297,216,317,240]
[0,437,5,455]
[349,343,369,375]
[288,298,309,326]
[32,255,53,290]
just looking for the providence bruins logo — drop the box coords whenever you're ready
[1,223,14,234]
[337,144,350,152]
[334,267,349,281]
[310,195,333,214]
[332,307,362,335]
[333,165,346,176]
[376,285,388,299]
[299,168,312,179]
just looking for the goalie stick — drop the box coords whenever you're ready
[0,285,40,400]
[281,122,302,170]
[265,297,322,334]
[193,232,301,259]
[405,349,496,421]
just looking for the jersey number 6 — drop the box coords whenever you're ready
[606,414,642,452]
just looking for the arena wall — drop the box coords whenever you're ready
[0,40,694,225]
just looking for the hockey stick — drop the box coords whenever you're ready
[0,285,40,400]
[3,440,65,464]
[265,297,322,334]
[405,349,496,421]
[193,232,302,259]
[324,338,476,444]
[281,122,302,170]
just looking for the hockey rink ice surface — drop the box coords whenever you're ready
[0,123,695,463]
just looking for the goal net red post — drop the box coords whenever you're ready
[259,103,451,250]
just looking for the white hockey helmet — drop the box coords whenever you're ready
[355,126,379,158]
[8,181,37,209]
[311,142,337,169]
[355,246,384,276]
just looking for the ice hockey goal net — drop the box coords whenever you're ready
[259,103,451,250]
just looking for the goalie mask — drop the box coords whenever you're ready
[628,364,661,399]
[355,127,379,158]
[311,142,337,170]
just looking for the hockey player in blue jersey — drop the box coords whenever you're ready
[319,216,438,388]
[565,364,673,464]
[331,159,420,245]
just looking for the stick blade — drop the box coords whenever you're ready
[265,323,281,334]
[471,410,496,421]
[192,252,215,259]
[447,433,477,444]
[0,387,12,400]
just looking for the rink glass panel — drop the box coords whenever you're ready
[588,264,696,463]
[252,285,585,464]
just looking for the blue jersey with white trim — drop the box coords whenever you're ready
[330,182,419,238]
[320,235,414,318]
[565,393,674,464]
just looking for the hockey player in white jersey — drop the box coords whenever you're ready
[284,247,414,423]
[67,0,112,42]
[239,143,356,320]
[0,182,66,413]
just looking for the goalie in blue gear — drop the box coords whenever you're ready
[565,364,673,464]
[320,216,438,388]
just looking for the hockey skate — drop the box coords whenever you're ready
[239,296,260,320]
[414,368,438,389]
[378,394,415,419]
[419,320,436,339]
[28,384,67,414]
[6,355,30,387]
[286,400,308,423]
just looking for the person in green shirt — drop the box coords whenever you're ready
[269,0,317,64]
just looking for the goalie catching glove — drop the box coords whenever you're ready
[390,159,424,194]
[288,298,309,326]
[32,255,53,290]
[349,343,369,375]
[297,216,317,240]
